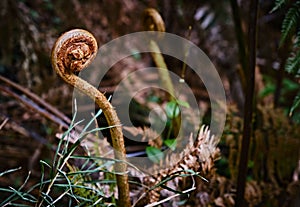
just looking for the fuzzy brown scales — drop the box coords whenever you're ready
[54,32,97,74]
[136,126,220,205]
[65,42,92,72]
[51,29,131,207]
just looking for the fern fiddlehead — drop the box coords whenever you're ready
[143,8,175,98]
[51,29,131,207]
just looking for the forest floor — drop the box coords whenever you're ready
[0,0,299,206]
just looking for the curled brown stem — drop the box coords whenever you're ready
[51,29,130,207]
[143,8,180,137]
[143,8,175,99]
[143,8,165,32]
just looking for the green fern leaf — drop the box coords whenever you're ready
[294,29,300,48]
[285,51,300,75]
[270,0,287,13]
[289,92,300,116]
[280,3,300,46]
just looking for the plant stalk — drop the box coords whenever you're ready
[235,0,258,206]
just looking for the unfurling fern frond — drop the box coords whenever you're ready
[279,2,300,46]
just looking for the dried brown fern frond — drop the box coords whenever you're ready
[133,125,220,206]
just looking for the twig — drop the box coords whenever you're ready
[0,85,69,129]
[144,187,196,207]
[0,75,71,125]
[0,117,9,130]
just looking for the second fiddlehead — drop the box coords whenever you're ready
[143,8,175,97]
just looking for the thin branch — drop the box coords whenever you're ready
[0,86,69,129]
[0,75,71,125]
